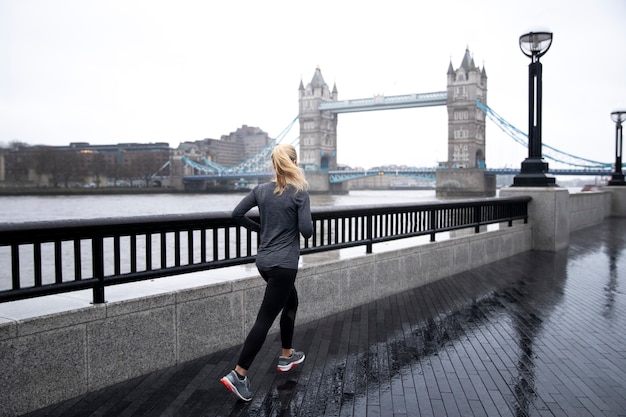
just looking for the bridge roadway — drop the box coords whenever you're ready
[318,91,448,113]
[24,217,626,416]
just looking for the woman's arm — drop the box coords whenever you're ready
[232,191,261,232]
[297,192,313,239]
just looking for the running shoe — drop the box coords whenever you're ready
[277,349,305,372]
[220,370,252,401]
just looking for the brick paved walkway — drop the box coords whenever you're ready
[25,218,626,417]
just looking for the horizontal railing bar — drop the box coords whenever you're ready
[0,278,98,303]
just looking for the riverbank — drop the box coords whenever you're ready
[0,186,268,196]
[0,187,186,196]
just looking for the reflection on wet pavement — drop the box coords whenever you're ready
[26,219,626,417]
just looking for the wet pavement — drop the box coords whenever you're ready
[25,218,626,417]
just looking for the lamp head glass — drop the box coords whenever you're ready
[519,32,553,59]
[611,111,626,124]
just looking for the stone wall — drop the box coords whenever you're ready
[435,168,496,198]
[569,191,611,231]
[500,187,612,251]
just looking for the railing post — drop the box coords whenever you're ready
[366,214,373,254]
[92,236,106,304]
[474,205,481,233]
[11,244,20,290]
[429,209,436,242]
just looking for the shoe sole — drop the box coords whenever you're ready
[220,377,252,402]
[277,353,305,372]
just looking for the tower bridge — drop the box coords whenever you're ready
[296,47,490,196]
[180,48,612,194]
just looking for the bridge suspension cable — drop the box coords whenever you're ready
[226,115,300,174]
[182,116,300,175]
[273,115,300,144]
[476,100,611,169]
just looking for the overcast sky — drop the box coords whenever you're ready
[1,0,625,170]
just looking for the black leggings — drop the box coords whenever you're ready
[237,267,299,370]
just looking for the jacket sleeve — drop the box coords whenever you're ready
[297,192,313,239]
[232,190,261,232]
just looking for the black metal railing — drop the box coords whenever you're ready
[0,196,530,304]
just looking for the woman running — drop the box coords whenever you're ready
[220,143,313,401]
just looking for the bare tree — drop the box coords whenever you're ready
[33,146,61,187]
[3,142,30,183]
[90,152,107,188]
[57,150,82,188]
[135,152,166,187]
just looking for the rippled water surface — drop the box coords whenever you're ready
[0,190,438,223]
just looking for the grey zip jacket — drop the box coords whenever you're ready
[232,182,313,270]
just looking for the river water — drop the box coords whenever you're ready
[0,190,439,223]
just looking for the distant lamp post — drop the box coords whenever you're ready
[513,31,557,187]
[608,110,626,185]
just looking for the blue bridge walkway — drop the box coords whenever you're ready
[25,218,626,416]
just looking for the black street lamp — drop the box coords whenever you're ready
[608,110,626,185]
[513,31,556,187]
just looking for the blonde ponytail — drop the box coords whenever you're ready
[271,144,308,195]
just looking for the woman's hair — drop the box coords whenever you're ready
[271,144,309,195]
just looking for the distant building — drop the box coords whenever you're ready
[68,142,171,180]
[0,142,171,188]
[0,125,272,190]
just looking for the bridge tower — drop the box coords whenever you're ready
[436,48,496,198]
[298,68,346,193]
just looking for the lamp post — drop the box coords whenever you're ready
[513,31,557,187]
[608,111,626,185]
